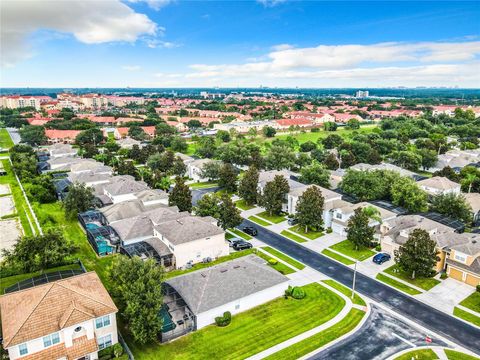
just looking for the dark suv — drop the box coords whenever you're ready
[242,226,258,236]
[233,240,253,251]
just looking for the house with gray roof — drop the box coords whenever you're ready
[464,192,480,225]
[165,254,289,330]
[446,233,480,287]
[46,143,77,158]
[103,178,149,204]
[134,189,169,207]
[68,172,112,187]
[101,199,170,223]
[418,176,461,197]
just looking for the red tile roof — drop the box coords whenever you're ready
[45,129,81,140]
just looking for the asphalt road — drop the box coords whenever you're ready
[191,186,220,206]
[238,219,480,355]
[310,305,448,360]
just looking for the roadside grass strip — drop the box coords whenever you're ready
[459,292,480,313]
[280,230,308,243]
[261,246,306,270]
[129,283,345,360]
[256,211,287,224]
[0,128,14,149]
[444,349,480,360]
[394,349,439,360]
[235,199,255,211]
[189,181,218,189]
[254,249,296,275]
[321,249,355,265]
[376,273,422,296]
[229,228,252,240]
[264,308,366,360]
[322,279,366,306]
[288,224,324,240]
[329,240,376,261]
[384,265,441,291]
[453,307,480,327]
[248,215,271,226]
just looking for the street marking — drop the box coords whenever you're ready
[392,333,417,348]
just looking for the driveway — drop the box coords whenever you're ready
[302,232,346,253]
[190,186,219,206]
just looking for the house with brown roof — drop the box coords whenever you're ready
[0,272,118,360]
[417,176,461,197]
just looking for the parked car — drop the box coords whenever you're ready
[288,218,298,226]
[242,226,257,236]
[226,237,242,247]
[372,253,391,265]
[233,240,253,251]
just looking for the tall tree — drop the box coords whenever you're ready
[238,166,259,205]
[195,193,221,217]
[217,193,243,230]
[390,176,428,213]
[75,128,104,146]
[394,229,439,279]
[218,162,238,193]
[63,182,95,219]
[260,175,290,215]
[109,256,164,344]
[295,186,325,233]
[299,161,330,188]
[169,176,192,212]
[346,207,375,250]
[19,125,47,145]
[431,193,472,224]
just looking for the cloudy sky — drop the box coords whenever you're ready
[1,0,479,88]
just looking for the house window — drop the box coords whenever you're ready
[336,213,342,219]
[18,343,28,356]
[97,334,112,350]
[43,332,60,347]
[95,315,111,329]
[235,304,240,310]
[454,252,467,263]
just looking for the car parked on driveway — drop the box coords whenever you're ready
[226,237,242,247]
[373,253,391,265]
[242,226,257,236]
[288,218,298,226]
[233,240,253,251]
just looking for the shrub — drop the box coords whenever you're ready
[113,343,124,358]
[477,284,480,293]
[440,272,448,280]
[326,227,333,234]
[268,258,278,265]
[375,244,382,252]
[291,287,306,299]
[215,311,232,327]
[311,127,320,133]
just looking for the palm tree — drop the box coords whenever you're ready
[362,206,382,223]
[464,173,478,193]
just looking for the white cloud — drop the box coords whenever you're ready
[122,65,141,71]
[0,0,158,67]
[257,0,287,7]
[126,0,173,11]
[146,39,180,48]
[271,44,294,51]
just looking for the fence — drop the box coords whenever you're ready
[118,332,135,360]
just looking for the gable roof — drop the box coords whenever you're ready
[0,272,117,348]
[104,178,149,196]
[418,176,461,190]
[154,216,223,245]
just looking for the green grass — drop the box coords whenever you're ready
[189,181,218,189]
[248,215,271,226]
[256,211,287,224]
[453,307,480,327]
[280,230,307,243]
[128,283,346,360]
[254,249,296,275]
[376,273,422,295]
[235,199,255,211]
[445,349,480,360]
[0,128,14,150]
[225,232,235,240]
[262,246,305,270]
[322,279,366,306]
[321,249,355,265]
[165,249,255,280]
[394,349,438,360]
[330,240,376,261]
[229,228,252,240]
[288,225,324,240]
[459,292,480,314]
[264,308,365,360]
[384,265,440,291]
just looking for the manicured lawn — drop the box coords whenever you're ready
[265,308,365,360]
[229,228,252,240]
[384,265,440,291]
[262,246,305,270]
[254,249,296,275]
[281,230,307,243]
[189,181,218,189]
[444,349,480,360]
[248,215,271,226]
[394,349,438,360]
[453,307,480,327]
[129,283,346,360]
[459,292,480,313]
[321,249,355,266]
[322,279,366,306]
[0,128,14,150]
[289,225,324,240]
[376,273,422,296]
[165,249,255,280]
[235,199,255,211]
[330,240,376,261]
[256,211,287,224]
[225,232,235,240]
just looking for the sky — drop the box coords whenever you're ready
[1,0,480,88]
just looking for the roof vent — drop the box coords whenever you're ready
[233,265,241,269]
[220,269,228,273]
[201,273,207,277]
[472,240,477,244]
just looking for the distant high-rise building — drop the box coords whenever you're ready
[355,90,369,98]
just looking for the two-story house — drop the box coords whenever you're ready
[417,176,461,197]
[446,233,480,287]
[0,272,118,360]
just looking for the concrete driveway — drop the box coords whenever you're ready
[302,232,346,252]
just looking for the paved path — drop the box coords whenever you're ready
[6,128,21,145]
[238,219,480,355]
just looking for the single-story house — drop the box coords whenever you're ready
[446,233,480,287]
[417,176,461,197]
[46,143,77,158]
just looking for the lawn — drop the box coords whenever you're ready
[225,232,235,240]
[0,128,14,150]
[394,349,438,360]
[248,215,271,226]
[329,240,376,261]
[264,308,365,360]
[459,291,480,313]
[189,181,218,189]
[256,211,287,224]
[321,249,355,266]
[288,225,324,240]
[261,246,305,270]
[235,199,255,211]
[229,227,252,240]
[280,230,307,243]
[384,265,440,291]
[444,349,480,360]
[322,279,366,306]
[453,307,480,327]
[376,273,422,296]
[128,283,346,360]
[254,249,296,275]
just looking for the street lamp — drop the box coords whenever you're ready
[351,261,358,299]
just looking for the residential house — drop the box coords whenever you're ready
[417,176,461,197]
[44,130,82,144]
[187,159,219,182]
[257,170,303,213]
[349,162,419,180]
[134,189,169,207]
[427,149,480,173]
[464,192,480,225]
[446,233,480,287]
[46,143,77,158]
[0,272,118,360]
[117,137,143,149]
[103,177,149,204]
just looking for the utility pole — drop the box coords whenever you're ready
[351,261,358,300]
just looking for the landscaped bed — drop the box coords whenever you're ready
[383,265,441,291]
[321,249,355,265]
[280,230,307,243]
[128,283,346,360]
[329,240,376,261]
[235,199,255,211]
[288,225,324,240]
[248,215,271,226]
[261,246,305,270]
[256,211,287,224]
[376,273,422,296]
[459,291,480,313]
[453,307,480,327]
[394,348,438,360]
[322,279,366,306]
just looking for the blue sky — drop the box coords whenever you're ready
[1,0,479,87]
